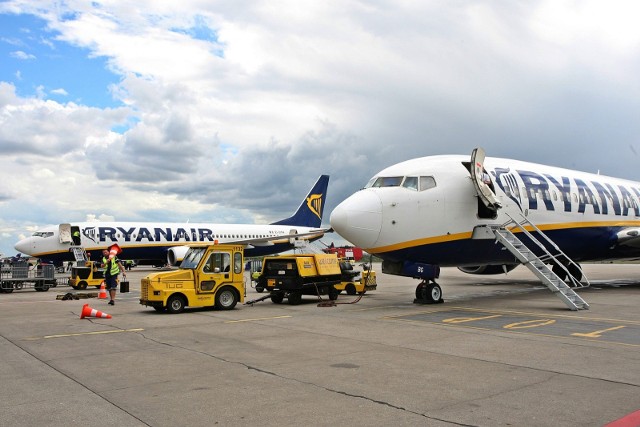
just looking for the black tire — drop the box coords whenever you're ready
[78,281,88,290]
[552,264,568,281]
[328,286,339,301]
[255,286,264,293]
[288,291,302,305]
[215,287,238,310]
[567,263,583,282]
[345,283,356,296]
[34,284,49,292]
[270,292,284,304]
[166,294,186,314]
[416,282,442,303]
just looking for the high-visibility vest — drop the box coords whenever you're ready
[103,256,120,276]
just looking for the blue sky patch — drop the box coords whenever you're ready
[0,12,123,108]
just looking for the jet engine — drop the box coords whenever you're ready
[166,246,190,265]
[457,265,518,275]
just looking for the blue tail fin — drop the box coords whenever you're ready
[271,175,329,228]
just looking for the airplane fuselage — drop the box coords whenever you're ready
[330,155,640,267]
[15,222,324,265]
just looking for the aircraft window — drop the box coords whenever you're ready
[33,232,54,238]
[420,176,436,191]
[573,193,578,203]
[370,176,403,187]
[364,177,377,188]
[402,176,418,191]
[553,191,557,201]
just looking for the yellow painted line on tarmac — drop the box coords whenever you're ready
[225,315,292,324]
[24,328,144,340]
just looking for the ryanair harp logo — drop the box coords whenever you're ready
[307,194,323,219]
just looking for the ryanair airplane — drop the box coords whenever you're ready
[15,175,330,266]
[331,148,640,306]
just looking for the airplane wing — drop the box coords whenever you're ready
[229,228,331,247]
[616,228,640,248]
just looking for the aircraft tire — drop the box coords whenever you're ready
[552,264,568,282]
[215,287,238,310]
[567,263,583,282]
[415,282,442,303]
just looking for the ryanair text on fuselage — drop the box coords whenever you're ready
[494,168,640,216]
[82,226,287,244]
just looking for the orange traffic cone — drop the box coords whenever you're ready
[80,303,112,319]
[98,282,107,299]
[108,244,122,259]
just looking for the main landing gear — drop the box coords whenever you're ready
[414,280,444,304]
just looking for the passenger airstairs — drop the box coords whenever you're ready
[70,247,88,262]
[491,214,590,311]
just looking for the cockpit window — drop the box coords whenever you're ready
[368,176,404,188]
[420,176,436,190]
[366,175,437,190]
[32,232,54,238]
[402,176,419,191]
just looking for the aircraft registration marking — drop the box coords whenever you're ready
[386,308,640,347]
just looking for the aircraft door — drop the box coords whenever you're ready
[59,224,72,244]
[470,148,501,214]
[199,251,231,293]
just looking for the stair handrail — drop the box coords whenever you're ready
[501,212,590,289]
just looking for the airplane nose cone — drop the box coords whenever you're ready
[14,238,32,255]
[330,190,382,248]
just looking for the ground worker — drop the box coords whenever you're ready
[102,249,126,305]
[72,230,81,245]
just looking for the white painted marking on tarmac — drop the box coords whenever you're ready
[225,315,292,323]
[24,328,144,340]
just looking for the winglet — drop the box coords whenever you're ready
[271,175,330,228]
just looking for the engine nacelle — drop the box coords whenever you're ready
[166,246,190,266]
[458,264,518,275]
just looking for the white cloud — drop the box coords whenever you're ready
[10,50,35,59]
[1,0,640,255]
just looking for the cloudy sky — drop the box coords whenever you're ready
[1,1,640,256]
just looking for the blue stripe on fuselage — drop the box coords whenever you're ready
[377,226,633,267]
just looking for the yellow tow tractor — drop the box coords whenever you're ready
[140,244,245,313]
[334,259,377,295]
[68,261,105,290]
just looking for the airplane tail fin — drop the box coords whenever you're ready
[271,175,329,228]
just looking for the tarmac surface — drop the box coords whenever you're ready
[1,263,639,427]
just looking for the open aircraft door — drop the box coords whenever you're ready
[59,224,72,244]
[470,148,501,211]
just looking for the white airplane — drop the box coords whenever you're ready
[15,175,330,266]
[330,148,640,307]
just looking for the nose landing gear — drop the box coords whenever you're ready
[414,280,444,304]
